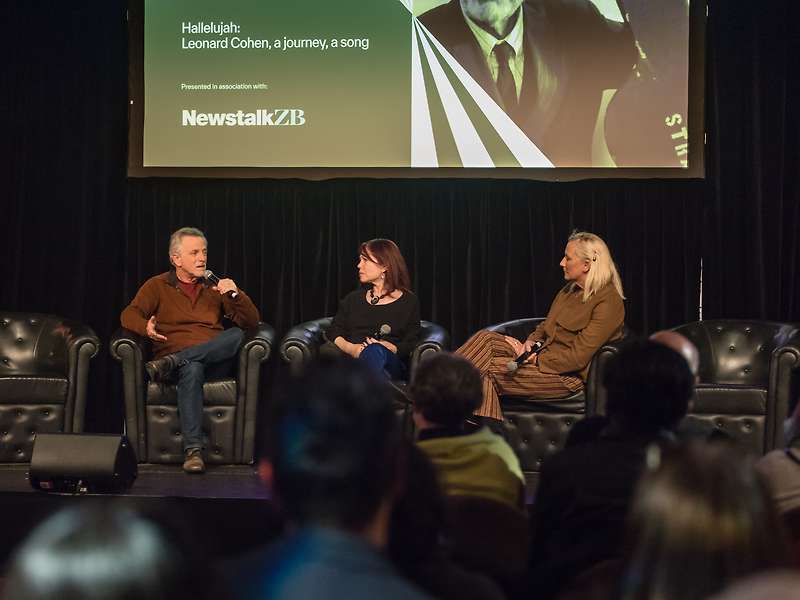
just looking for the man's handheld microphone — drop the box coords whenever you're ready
[204,269,239,299]
[506,340,544,373]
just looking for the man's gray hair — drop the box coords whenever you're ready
[168,227,207,263]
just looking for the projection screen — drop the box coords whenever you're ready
[128,0,705,179]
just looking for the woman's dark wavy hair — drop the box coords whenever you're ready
[360,238,412,294]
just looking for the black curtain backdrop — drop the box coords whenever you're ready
[3,0,798,435]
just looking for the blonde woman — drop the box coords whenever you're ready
[456,231,625,424]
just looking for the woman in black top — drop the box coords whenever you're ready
[326,239,420,378]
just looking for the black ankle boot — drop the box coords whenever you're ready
[145,354,178,382]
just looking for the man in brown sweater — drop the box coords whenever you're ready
[121,227,260,473]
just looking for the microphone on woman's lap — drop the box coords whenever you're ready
[371,324,391,340]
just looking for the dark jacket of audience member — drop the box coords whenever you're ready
[230,358,431,600]
[389,441,506,600]
[528,340,694,600]
[2,504,212,600]
[620,442,791,600]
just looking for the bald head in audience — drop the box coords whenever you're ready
[650,330,700,377]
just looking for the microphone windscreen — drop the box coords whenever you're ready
[380,324,392,336]
[203,269,218,283]
[506,360,518,373]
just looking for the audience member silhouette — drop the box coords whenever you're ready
[528,339,694,600]
[2,504,210,600]
[410,352,524,508]
[231,357,431,600]
[620,442,791,600]
[388,441,505,600]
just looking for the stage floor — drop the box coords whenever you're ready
[0,463,283,568]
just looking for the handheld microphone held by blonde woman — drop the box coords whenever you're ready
[506,340,544,373]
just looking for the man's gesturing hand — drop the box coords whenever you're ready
[146,316,167,341]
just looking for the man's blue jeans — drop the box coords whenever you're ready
[173,327,244,452]
[359,343,406,380]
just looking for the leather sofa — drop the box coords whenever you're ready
[485,318,627,493]
[110,323,275,465]
[0,312,100,462]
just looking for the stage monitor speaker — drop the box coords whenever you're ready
[29,433,138,493]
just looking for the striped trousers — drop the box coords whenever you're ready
[455,330,583,421]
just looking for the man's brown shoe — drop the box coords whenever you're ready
[145,354,178,383]
[183,448,205,474]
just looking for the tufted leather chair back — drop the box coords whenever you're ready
[0,315,70,375]
[676,320,799,386]
[0,313,100,462]
[671,320,800,454]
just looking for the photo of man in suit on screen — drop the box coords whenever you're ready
[419,0,638,166]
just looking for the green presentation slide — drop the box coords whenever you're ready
[143,0,691,169]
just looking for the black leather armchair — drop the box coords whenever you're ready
[671,320,800,454]
[0,312,100,462]
[110,323,275,465]
[278,318,450,435]
[485,318,627,492]
[278,317,450,377]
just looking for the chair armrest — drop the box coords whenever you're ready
[585,334,632,416]
[57,318,100,433]
[769,338,800,449]
[109,327,150,461]
[237,322,276,464]
[278,318,332,374]
[240,322,276,365]
[409,321,451,376]
[110,327,149,363]
[486,318,544,340]
[60,318,101,362]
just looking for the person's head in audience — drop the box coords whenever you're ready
[621,442,790,600]
[260,357,402,547]
[649,330,700,378]
[2,504,205,600]
[410,352,483,430]
[603,339,694,436]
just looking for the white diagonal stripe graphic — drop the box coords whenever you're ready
[417,20,553,167]
[411,23,438,167]
[414,20,493,167]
